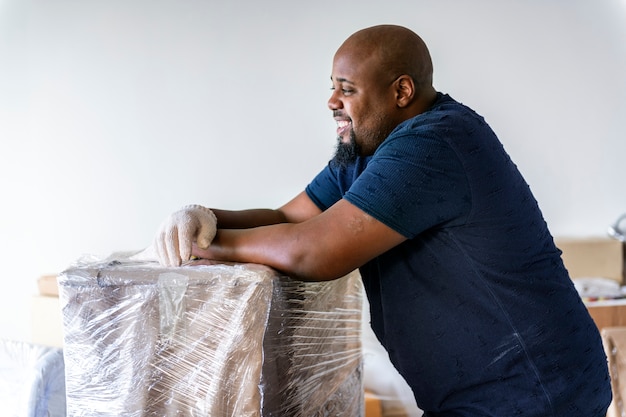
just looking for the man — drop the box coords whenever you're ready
[153,25,611,416]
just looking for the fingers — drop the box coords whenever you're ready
[153,206,217,267]
[167,226,183,266]
[178,223,194,264]
[159,226,181,266]
[155,224,182,267]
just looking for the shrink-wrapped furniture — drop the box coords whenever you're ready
[0,339,66,417]
[58,254,363,417]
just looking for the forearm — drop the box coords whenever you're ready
[211,208,287,229]
[192,224,342,281]
[194,227,292,276]
[210,191,322,229]
[154,193,321,267]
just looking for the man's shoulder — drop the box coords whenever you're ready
[391,93,490,142]
[424,93,480,122]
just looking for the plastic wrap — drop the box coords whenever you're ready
[0,339,66,417]
[58,254,363,417]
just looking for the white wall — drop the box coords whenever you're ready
[0,0,625,343]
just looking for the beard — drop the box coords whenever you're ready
[331,129,360,169]
[330,113,396,169]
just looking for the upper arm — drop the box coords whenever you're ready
[277,191,408,280]
[286,198,407,280]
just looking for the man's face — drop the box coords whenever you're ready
[328,50,399,166]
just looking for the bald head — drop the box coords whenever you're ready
[328,25,437,160]
[337,25,434,93]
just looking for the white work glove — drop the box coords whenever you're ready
[154,204,217,267]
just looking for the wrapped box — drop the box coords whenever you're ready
[58,254,363,417]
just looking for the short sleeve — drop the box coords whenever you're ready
[305,165,342,211]
[344,133,471,238]
[306,157,371,211]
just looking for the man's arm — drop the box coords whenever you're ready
[154,191,324,266]
[211,191,323,229]
[193,196,407,281]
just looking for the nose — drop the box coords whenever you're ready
[327,89,343,111]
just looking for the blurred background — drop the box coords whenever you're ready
[1,0,625,349]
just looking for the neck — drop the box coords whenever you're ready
[403,87,438,120]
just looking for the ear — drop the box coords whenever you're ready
[393,75,415,108]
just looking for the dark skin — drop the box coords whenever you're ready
[192,25,438,281]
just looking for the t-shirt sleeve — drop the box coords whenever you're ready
[305,164,344,211]
[344,133,471,239]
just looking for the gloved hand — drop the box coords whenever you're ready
[154,204,217,266]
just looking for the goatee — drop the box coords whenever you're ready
[331,130,359,169]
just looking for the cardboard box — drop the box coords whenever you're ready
[555,237,624,284]
[600,327,626,417]
[37,275,59,297]
[31,295,64,347]
[586,301,626,330]
[364,391,383,417]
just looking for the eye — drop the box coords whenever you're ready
[330,86,354,96]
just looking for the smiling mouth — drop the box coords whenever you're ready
[336,120,352,140]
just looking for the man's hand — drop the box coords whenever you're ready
[154,205,217,266]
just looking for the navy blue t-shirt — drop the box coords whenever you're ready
[306,93,611,416]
